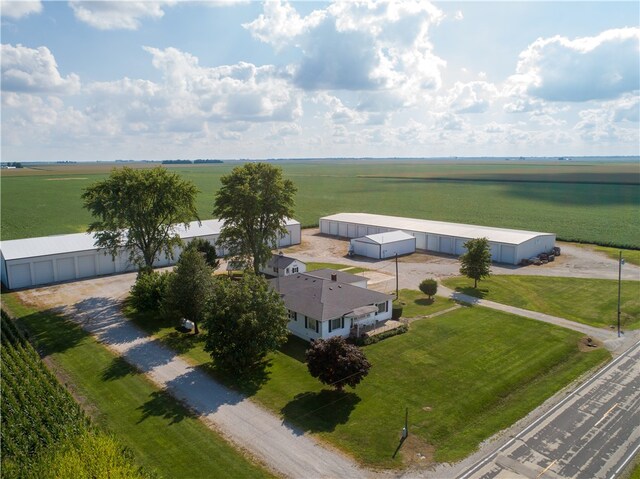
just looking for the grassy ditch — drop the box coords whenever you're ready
[126,298,609,468]
[2,294,274,479]
[443,275,640,330]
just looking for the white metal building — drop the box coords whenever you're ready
[320,213,555,265]
[350,230,416,259]
[1,218,301,290]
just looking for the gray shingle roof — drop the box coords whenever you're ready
[266,254,300,269]
[305,268,366,285]
[270,272,393,321]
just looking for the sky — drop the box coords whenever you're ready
[1,1,639,162]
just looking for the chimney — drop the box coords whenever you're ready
[331,273,337,281]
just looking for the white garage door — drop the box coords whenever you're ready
[353,241,380,259]
[338,222,348,237]
[278,232,292,247]
[490,244,500,262]
[347,224,356,238]
[414,233,427,250]
[77,255,96,278]
[9,263,31,289]
[455,239,466,255]
[34,260,55,285]
[56,258,76,282]
[439,237,454,254]
[357,225,367,237]
[501,246,516,264]
[329,221,338,235]
[98,253,116,275]
[367,226,378,235]
[427,235,438,251]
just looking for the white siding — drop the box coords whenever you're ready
[8,263,31,289]
[500,245,516,264]
[34,260,54,285]
[439,236,454,254]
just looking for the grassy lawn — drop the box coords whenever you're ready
[2,294,273,479]
[593,245,640,267]
[396,289,457,317]
[306,262,368,274]
[442,275,640,330]
[126,301,609,468]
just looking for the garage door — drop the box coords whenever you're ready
[439,237,454,254]
[353,241,380,259]
[455,239,466,255]
[490,244,500,262]
[501,246,516,264]
[34,260,55,285]
[414,233,427,250]
[347,224,356,238]
[77,255,96,278]
[357,225,367,237]
[367,226,378,235]
[98,253,116,275]
[338,222,348,237]
[56,258,76,282]
[427,235,438,251]
[8,263,31,289]
[329,221,338,235]
[278,232,292,247]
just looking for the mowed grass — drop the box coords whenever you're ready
[306,262,368,274]
[442,276,640,330]
[2,160,639,248]
[2,294,274,479]
[126,302,609,468]
[397,289,458,318]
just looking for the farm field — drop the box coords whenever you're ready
[442,275,640,330]
[126,299,609,468]
[1,159,639,248]
[2,294,274,479]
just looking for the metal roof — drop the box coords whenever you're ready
[322,213,554,245]
[354,230,416,245]
[1,218,300,261]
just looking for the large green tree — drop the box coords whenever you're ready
[213,163,296,274]
[82,167,199,270]
[164,248,215,335]
[459,237,492,288]
[203,273,288,372]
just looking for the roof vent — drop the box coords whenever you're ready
[331,273,337,281]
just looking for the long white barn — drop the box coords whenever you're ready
[1,219,301,290]
[320,213,555,265]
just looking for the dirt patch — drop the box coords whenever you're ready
[400,434,435,469]
[578,336,603,352]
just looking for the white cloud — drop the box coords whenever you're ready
[68,1,173,30]
[512,27,640,102]
[245,0,445,100]
[1,44,80,93]
[444,81,497,114]
[1,0,42,18]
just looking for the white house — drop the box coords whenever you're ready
[350,230,416,259]
[260,254,306,277]
[271,271,394,341]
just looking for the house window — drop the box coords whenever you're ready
[273,267,279,273]
[329,317,344,332]
[307,318,319,333]
[285,268,290,274]
[292,266,299,273]
[377,302,388,314]
[288,310,297,321]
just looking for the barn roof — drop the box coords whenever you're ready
[1,218,300,261]
[354,230,415,245]
[322,213,554,245]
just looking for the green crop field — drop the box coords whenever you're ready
[2,159,639,248]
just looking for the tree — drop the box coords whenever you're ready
[82,166,199,271]
[203,273,289,372]
[459,237,492,288]
[306,337,371,391]
[419,278,438,299]
[164,248,215,335]
[185,238,220,270]
[213,163,297,274]
[129,270,172,313]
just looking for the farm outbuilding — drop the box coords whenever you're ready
[0,218,301,290]
[320,213,555,265]
[350,230,416,259]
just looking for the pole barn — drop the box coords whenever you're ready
[350,230,416,259]
[320,213,555,265]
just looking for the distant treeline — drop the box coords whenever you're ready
[1,162,23,168]
[162,159,223,165]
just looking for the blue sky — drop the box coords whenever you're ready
[1,1,638,161]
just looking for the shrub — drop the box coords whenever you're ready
[353,324,408,346]
[306,337,371,391]
[392,300,405,320]
[129,271,172,313]
[419,278,438,299]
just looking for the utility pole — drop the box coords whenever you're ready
[618,251,624,338]
[395,253,399,299]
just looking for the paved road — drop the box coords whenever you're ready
[457,339,640,479]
